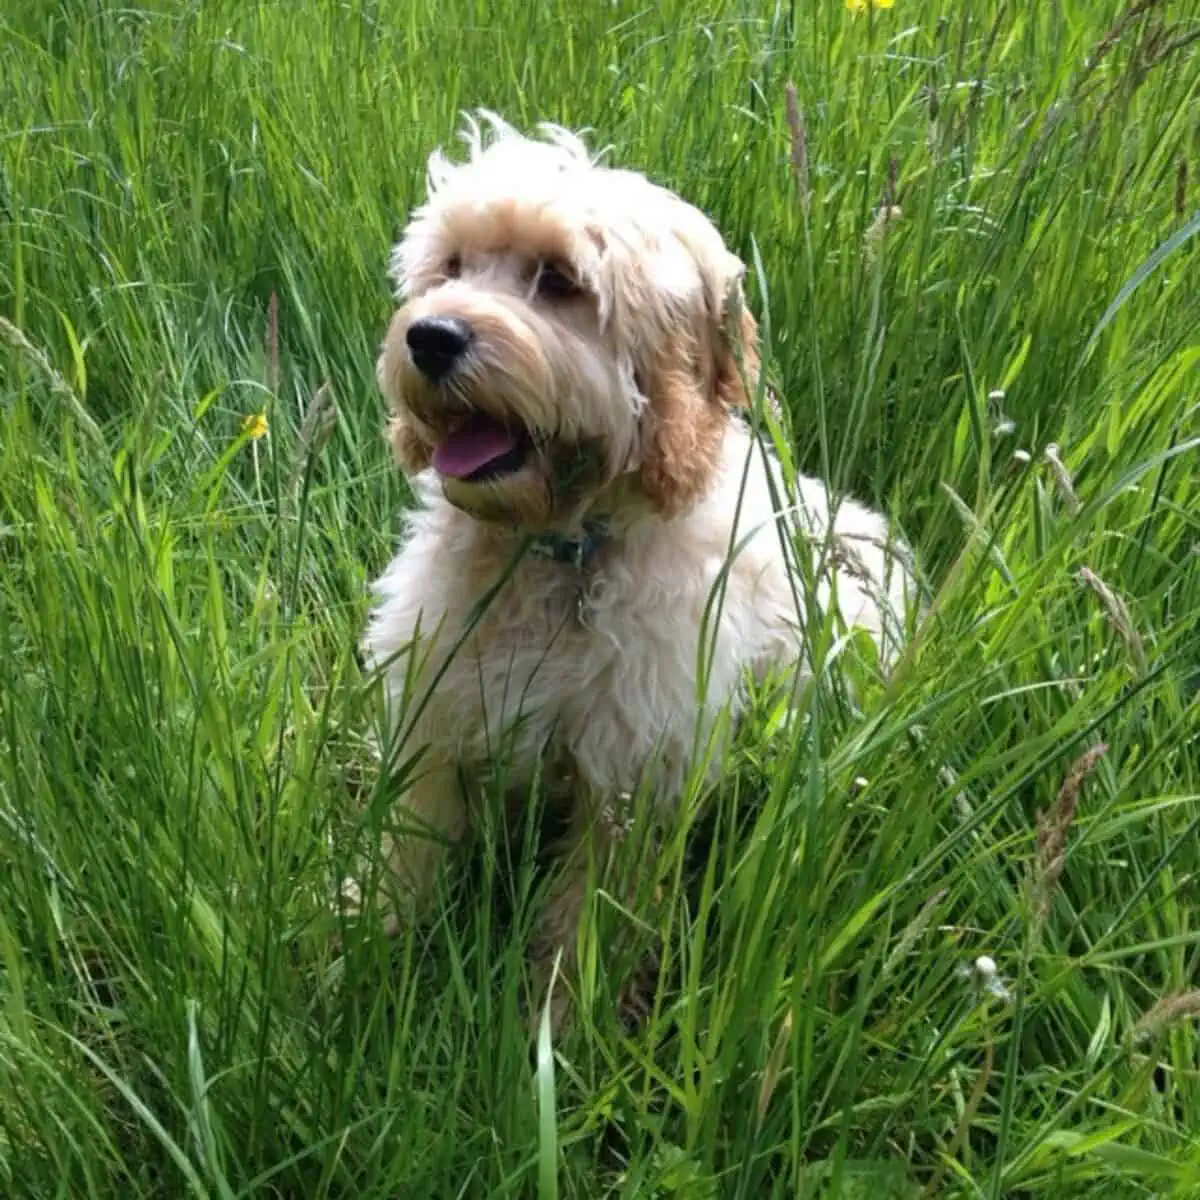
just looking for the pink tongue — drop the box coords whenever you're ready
[432,423,519,478]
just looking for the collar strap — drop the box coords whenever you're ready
[527,521,609,570]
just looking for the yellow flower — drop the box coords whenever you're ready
[846,0,894,10]
[242,412,269,440]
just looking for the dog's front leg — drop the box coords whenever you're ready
[527,807,604,1036]
[342,758,466,937]
[527,793,641,1036]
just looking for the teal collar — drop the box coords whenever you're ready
[527,521,609,570]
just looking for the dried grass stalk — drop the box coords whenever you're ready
[757,1008,793,1121]
[1043,443,1081,516]
[1132,989,1200,1044]
[266,290,280,394]
[0,316,104,443]
[1031,742,1108,921]
[784,82,810,214]
[1078,566,1148,676]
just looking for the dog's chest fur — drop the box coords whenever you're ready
[364,435,802,799]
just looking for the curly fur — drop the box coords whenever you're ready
[348,112,918,1033]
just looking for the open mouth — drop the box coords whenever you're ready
[431,412,533,483]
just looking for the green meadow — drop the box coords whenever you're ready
[1,0,1198,1194]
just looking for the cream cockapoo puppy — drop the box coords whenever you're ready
[354,112,914,1026]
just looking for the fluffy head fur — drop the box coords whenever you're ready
[376,111,759,528]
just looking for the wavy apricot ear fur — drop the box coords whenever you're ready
[639,333,727,517]
[640,304,760,516]
[715,307,760,411]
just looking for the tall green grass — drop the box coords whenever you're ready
[1,0,1198,1194]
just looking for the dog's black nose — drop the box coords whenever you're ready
[406,316,473,380]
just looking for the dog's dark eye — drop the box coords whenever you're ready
[536,262,580,300]
[444,254,462,279]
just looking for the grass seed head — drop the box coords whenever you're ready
[1132,990,1200,1044]
[1031,743,1108,922]
[1043,442,1081,516]
[1078,567,1148,676]
[784,82,810,213]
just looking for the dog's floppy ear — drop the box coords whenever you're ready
[639,245,759,516]
[377,311,433,474]
[711,271,760,413]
